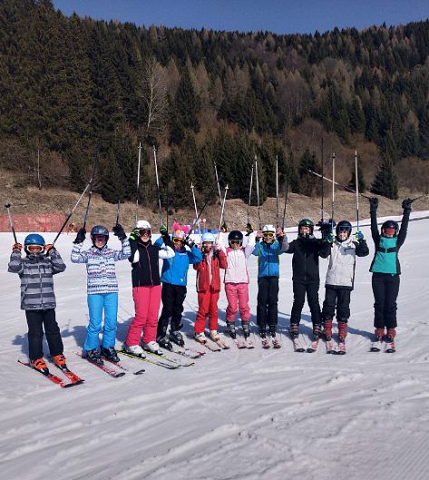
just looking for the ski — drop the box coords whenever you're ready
[18,359,77,388]
[101,356,145,375]
[272,337,282,349]
[52,364,85,384]
[243,338,255,349]
[118,350,180,369]
[146,349,195,367]
[384,340,396,353]
[261,337,271,349]
[76,352,126,378]
[195,339,222,352]
[169,346,205,359]
[214,337,230,350]
[233,338,247,349]
[307,337,320,353]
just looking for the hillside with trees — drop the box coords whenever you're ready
[1,0,429,215]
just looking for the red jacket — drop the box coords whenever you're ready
[194,249,227,293]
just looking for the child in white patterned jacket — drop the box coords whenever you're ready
[71,224,130,364]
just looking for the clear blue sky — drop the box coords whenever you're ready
[53,0,429,34]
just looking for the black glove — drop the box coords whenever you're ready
[221,221,228,233]
[402,198,412,212]
[245,223,253,237]
[184,236,195,248]
[113,223,126,241]
[369,197,379,211]
[319,221,331,240]
[212,248,220,259]
[73,227,86,244]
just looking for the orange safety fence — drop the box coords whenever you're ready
[0,213,67,232]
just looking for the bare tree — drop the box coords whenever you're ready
[141,57,168,142]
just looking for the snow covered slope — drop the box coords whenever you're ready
[1,214,429,480]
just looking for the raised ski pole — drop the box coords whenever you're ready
[135,142,142,224]
[247,162,254,226]
[320,137,325,222]
[190,184,200,235]
[214,161,222,207]
[115,199,121,226]
[218,184,229,235]
[52,180,93,247]
[275,155,279,227]
[331,152,335,233]
[4,203,18,244]
[153,145,164,226]
[307,169,372,200]
[355,150,360,233]
[166,181,170,232]
[255,156,262,229]
[281,181,288,230]
[82,152,98,230]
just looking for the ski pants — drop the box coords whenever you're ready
[372,273,400,329]
[26,309,63,361]
[126,285,161,346]
[225,282,250,323]
[290,281,321,326]
[194,288,220,334]
[85,292,118,351]
[157,283,187,338]
[322,287,351,323]
[257,276,279,329]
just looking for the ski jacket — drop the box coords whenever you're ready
[8,250,66,310]
[194,249,227,293]
[324,237,369,290]
[369,209,410,275]
[218,232,255,284]
[283,236,329,284]
[129,238,174,287]
[154,237,203,286]
[252,237,286,279]
[71,239,131,294]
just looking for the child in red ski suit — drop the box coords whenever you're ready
[194,232,227,343]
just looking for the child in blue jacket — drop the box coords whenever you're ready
[154,223,202,349]
[252,224,287,341]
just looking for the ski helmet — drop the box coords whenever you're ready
[228,230,243,244]
[202,232,216,243]
[136,220,151,230]
[172,230,186,240]
[262,224,275,233]
[91,225,109,247]
[381,220,399,236]
[336,220,352,240]
[24,233,45,255]
[298,218,314,236]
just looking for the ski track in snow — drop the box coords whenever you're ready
[1,214,429,480]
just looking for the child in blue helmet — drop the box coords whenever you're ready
[8,233,67,373]
[368,197,412,348]
[71,224,131,364]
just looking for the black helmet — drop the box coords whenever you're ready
[91,225,109,247]
[336,220,352,240]
[298,218,314,236]
[228,230,243,244]
[381,220,399,236]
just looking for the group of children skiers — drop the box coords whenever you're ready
[8,197,412,373]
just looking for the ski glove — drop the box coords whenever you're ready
[12,243,22,252]
[221,221,228,233]
[129,228,140,241]
[369,197,379,211]
[402,198,412,212]
[184,236,195,248]
[245,223,253,236]
[326,232,335,244]
[160,224,168,235]
[355,231,364,241]
[73,227,86,244]
[319,221,331,240]
[45,244,55,255]
[113,223,127,241]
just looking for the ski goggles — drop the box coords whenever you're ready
[262,232,275,238]
[338,227,351,233]
[93,235,107,242]
[139,229,151,236]
[229,240,242,245]
[173,237,184,244]
[382,227,396,236]
[27,244,44,253]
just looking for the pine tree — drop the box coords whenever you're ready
[371,156,398,199]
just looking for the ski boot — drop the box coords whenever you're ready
[195,332,207,344]
[157,335,173,351]
[101,346,120,363]
[370,328,385,352]
[169,330,185,347]
[242,321,251,339]
[269,325,281,348]
[142,341,163,355]
[323,319,333,340]
[30,358,50,374]
[289,322,299,339]
[210,330,220,342]
[226,321,236,339]
[52,354,67,369]
[123,343,146,357]
[269,325,277,337]
[85,348,104,365]
[385,328,396,353]
[312,323,322,339]
[338,321,348,342]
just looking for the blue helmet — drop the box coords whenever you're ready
[24,234,45,246]
[202,232,216,243]
[91,225,109,248]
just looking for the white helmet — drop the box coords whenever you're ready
[136,220,151,229]
[202,232,216,243]
[262,224,275,233]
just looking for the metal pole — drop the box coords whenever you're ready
[331,153,335,232]
[115,199,121,226]
[214,161,222,207]
[275,155,279,227]
[321,137,324,222]
[218,184,229,232]
[355,150,360,231]
[281,182,288,230]
[307,169,371,200]
[4,203,18,244]
[247,162,254,226]
[255,156,261,229]
[190,184,200,235]
[153,145,164,226]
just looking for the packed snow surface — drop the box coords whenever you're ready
[1,212,429,480]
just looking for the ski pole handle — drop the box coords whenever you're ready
[4,203,18,244]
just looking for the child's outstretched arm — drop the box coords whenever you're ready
[397,198,412,248]
[8,247,24,275]
[113,238,131,261]
[369,197,380,244]
[70,243,89,264]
